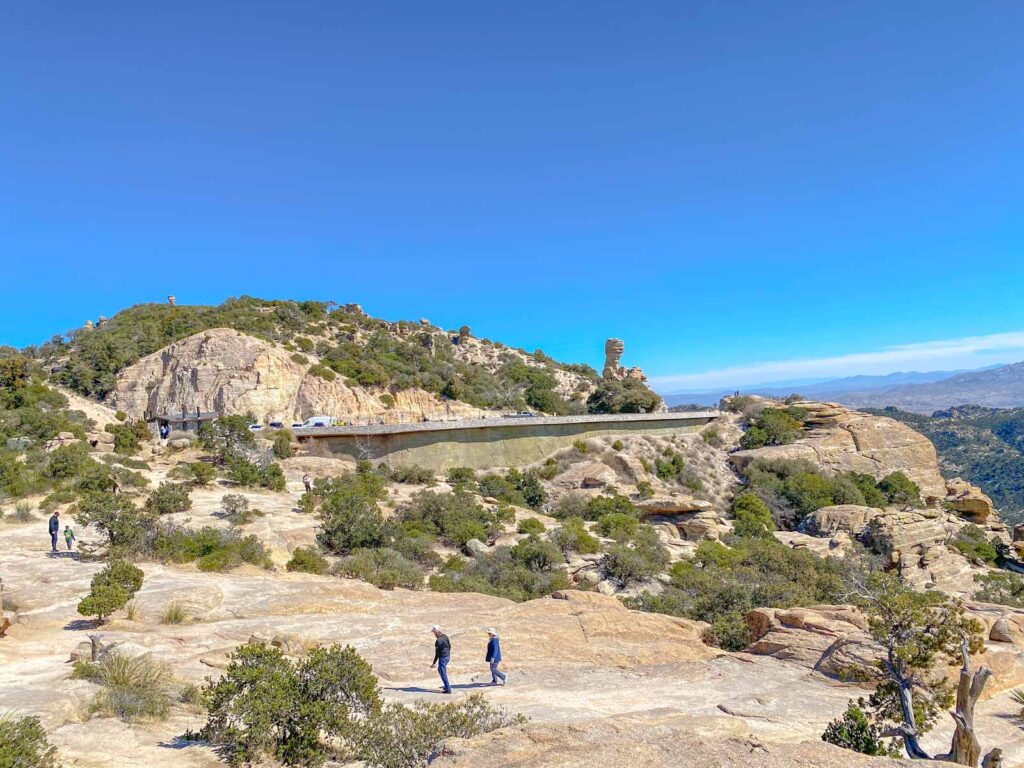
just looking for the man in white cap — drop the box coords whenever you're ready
[485,628,507,686]
[431,625,452,694]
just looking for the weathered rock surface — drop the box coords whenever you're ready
[109,328,492,424]
[946,477,995,522]
[801,504,881,538]
[433,712,957,768]
[730,401,947,499]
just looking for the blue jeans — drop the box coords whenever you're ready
[489,660,506,684]
[437,656,451,692]
[50,532,58,552]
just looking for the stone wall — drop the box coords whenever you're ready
[297,413,718,470]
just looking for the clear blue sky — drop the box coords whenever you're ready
[3,2,1024,391]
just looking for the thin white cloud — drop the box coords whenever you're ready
[650,331,1024,392]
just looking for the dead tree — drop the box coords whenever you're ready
[936,637,996,767]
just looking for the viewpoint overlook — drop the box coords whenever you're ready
[1,297,1024,768]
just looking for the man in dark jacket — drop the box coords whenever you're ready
[430,625,452,693]
[48,511,60,552]
[485,628,507,686]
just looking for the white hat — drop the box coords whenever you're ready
[486,628,497,635]
[431,625,441,632]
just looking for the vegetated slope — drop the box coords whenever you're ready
[866,405,1024,525]
[34,297,624,415]
[839,361,1024,412]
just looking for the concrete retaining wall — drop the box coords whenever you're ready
[296,412,718,471]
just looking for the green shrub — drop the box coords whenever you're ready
[635,480,654,500]
[290,352,309,365]
[316,472,391,555]
[388,465,435,485]
[379,394,395,409]
[308,363,337,381]
[152,524,272,571]
[510,536,564,571]
[572,439,588,454]
[356,694,527,768]
[538,458,558,480]
[702,427,724,447]
[973,571,1024,608]
[731,492,775,538]
[145,482,192,515]
[75,492,158,555]
[516,517,545,535]
[398,490,502,548]
[169,460,218,486]
[611,439,623,451]
[601,526,666,585]
[952,524,1001,564]
[227,457,287,491]
[336,548,424,590]
[551,493,588,519]
[739,407,804,449]
[430,546,571,602]
[877,471,922,508]
[219,493,263,525]
[272,430,294,459]
[583,492,635,521]
[444,467,476,487]
[286,546,330,575]
[628,537,863,650]
[0,712,60,768]
[550,517,601,555]
[654,449,686,482]
[104,420,150,455]
[822,699,900,757]
[596,512,639,541]
[77,560,144,623]
[200,641,380,766]
[586,378,662,414]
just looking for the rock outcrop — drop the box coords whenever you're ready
[433,712,944,768]
[109,329,492,424]
[730,400,947,499]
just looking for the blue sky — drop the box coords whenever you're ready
[3,2,1024,392]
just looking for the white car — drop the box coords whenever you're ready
[300,416,334,428]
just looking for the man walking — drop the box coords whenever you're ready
[430,625,452,694]
[485,628,507,686]
[48,511,60,553]
[302,473,313,493]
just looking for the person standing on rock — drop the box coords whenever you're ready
[302,473,312,493]
[48,510,60,553]
[63,525,77,552]
[485,628,507,686]
[431,625,452,694]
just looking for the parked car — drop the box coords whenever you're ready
[268,421,284,429]
[247,424,264,431]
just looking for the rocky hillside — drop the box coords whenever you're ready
[36,297,662,420]
[108,328,495,424]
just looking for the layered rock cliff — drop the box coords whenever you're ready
[108,328,493,423]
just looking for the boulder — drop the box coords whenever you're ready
[553,462,618,490]
[802,505,881,538]
[464,538,488,557]
[946,478,994,522]
[990,618,1024,645]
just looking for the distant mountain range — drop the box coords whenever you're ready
[662,369,968,408]
[664,362,1024,413]
[837,362,1024,413]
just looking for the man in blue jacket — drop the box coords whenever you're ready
[485,628,507,686]
[48,511,60,553]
